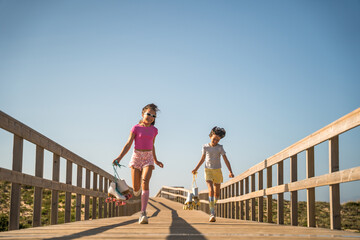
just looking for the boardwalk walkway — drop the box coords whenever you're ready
[0,197,359,240]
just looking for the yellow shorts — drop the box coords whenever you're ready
[205,168,223,184]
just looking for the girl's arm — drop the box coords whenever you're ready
[192,154,205,174]
[113,131,135,164]
[223,154,234,178]
[152,136,164,168]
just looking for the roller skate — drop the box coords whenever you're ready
[183,191,194,210]
[115,178,133,200]
[106,181,127,206]
[106,161,133,205]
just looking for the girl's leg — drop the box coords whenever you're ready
[141,166,153,213]
[131,167,142,194]
[206,180,214,198]
[206,181,216,216]
[141,166,153,191]
[214,183,221,200]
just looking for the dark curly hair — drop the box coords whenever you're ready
[139,103,159,126]
[209,126,226,138]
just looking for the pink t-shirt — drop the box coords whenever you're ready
[131,124,158,150]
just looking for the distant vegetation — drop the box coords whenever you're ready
[0,181,359,232]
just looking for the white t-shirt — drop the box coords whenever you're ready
[202,143,226,169]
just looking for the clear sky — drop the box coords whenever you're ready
[0,0,359,203]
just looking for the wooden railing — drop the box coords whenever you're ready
[159,108,360,230]
[0,111,141,230]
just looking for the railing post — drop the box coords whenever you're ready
[329,136,341,230]
[104,178,108,218]
[306,147,315,227]
[235,181,240,219]
[33,145,44,227]
[76,165,83,221]
[93,172,98,219]
[99,176,104,218]
[51,154,60,225]
[65,159,72,223]
[267,166,272,223]
[251,174,256,221]
[240,179,244,220]
[231,184,235,219]
[258,170,263,222]
[85,169,90,220]
[245,177,249,220]
[277,161,284,224]
[9,135,23,230]
[290,155,298,226]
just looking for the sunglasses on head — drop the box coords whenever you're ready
[145,112,156,118]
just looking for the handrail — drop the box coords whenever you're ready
[159,108,360,230]
[0,111,141,231]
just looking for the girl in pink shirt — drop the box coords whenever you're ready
[113,103,163,224]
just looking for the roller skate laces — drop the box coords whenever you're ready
[139,211,148,224]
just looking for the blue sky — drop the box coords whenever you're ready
[0,0,359,203]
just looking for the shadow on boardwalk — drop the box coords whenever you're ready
[150,199,207,240]
[44,219,137,240]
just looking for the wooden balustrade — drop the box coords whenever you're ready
[0,111,141,231]
[159,108,360,230]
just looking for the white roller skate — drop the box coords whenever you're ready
[183,191,194,210]
[106,182,127,206]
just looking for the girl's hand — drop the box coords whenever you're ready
[112,158,120,165]
[229,172,234,178]
[155,161,164,168]
[192,169,198,175]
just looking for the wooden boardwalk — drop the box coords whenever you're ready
[0,197,359,240]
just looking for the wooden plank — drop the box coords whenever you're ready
[65,159,72,223]
[9,135,23,230]
[51,154,60,225]
[307,147,315,227]
[33,145,44,227]
[329,136,341,230]
[277,161,284,225]
[290,155,298,226]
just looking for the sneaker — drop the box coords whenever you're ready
[209,214,216,222]
[133,189,142,197]
[139,211,148,224]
